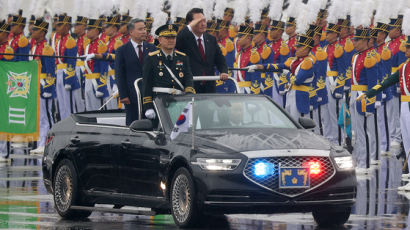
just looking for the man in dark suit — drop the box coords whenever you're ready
[115,18,156,125]
[176,8,229,93]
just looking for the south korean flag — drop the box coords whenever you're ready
[170,101,193,140]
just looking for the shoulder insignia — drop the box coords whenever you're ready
[219,44,227,56]
[334,44,344,58]
[4,45,14,60]
[250,49,260,64]
[381,46,391,61]
[226,39,234,52]
[301,57,314,70]
[97,40,108,54]
[114,39,123,50]
[175,50,186,56]
[280,41,290,56]
[149,50,160,56]
[261,44,272,60]
[399,39,406,52]
[18,35,29,48]
[65,36,76,49]
[344,38,354,53]
[84,38,90,50]
[284,57,296,68]
[364,52,377,68]
[42,44,54,56]
[229,26,237,38]
[373,51,381,63]
[315,47,327,61]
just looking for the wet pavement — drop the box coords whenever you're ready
[1,147,410,229]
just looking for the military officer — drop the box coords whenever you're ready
[143,24,195,119]
[8,10,30,61]
[285,17,297,57]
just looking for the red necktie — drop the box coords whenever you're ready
[138,44,143,63]
[197,38,206,62]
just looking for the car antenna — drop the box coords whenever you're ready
[191,97,195,151]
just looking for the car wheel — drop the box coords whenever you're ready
[53,159,92,219]
[312,207,351,227]
[170,167,200,228]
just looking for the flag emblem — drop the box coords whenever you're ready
[7,71,32,98]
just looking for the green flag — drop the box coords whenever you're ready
[0,61,40,142]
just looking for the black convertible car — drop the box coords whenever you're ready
[42,94,356,228]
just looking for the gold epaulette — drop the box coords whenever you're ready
[280,41,290,56]
[261,44,271,60]
[301,57,314,70]
[3,45,14,60]
[114,39,123,50]
[66,36,76,49]
[315,47,327,61]
[18,36,29,48]
[185,86,196,94]
[344,38,354,53]
[364,52,377,68]
[175,50,186,56]
[226,39,234,52]
[97,40,108,54]
[219,45,227,56]
[284,57,295,68]
[334,44,344,58]
[149,50,160,56]
[381,46,391,61]
[250,49,260,64]
[399,39,406,52]
[42,44,54,56]
[84,38,90,50]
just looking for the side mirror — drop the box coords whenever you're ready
[298,117,316,129]
[129,119,153,131]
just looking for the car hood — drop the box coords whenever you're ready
[189,128,331,154]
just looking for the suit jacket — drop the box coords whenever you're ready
[176,26,228,93]
[115,41,156,104]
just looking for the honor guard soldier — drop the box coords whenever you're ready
[285,17,297,57]
[145,14,155,44]
[339,17,355,94]
[82,18,109,111]
[374,22,394,153]
[316,9,328,48]
[362,36,410,186]
[28,15,36,48]
[55,14,82,120]
[8,10,30,61]
[0,21,14,162]
[143,24,196,119]
[323,22,346,145]
[99,14,123,109]
[119,14,131,44]
[268,20,290,108]
[350,28,378,173]
[215,19,236,93]
[387,15,406,148]
[50,14,61,53]
[74,15,89,112]
[233,24,262,94]
[30,18,57,154]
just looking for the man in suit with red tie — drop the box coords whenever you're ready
[176,8,229,93]
[115,18,156,126]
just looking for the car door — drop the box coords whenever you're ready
[70,123,123,193]
[119,130,163,197]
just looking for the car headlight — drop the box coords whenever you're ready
[192,158,241,171]
[334,156,354,170]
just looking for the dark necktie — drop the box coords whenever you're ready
[138,44,143,63]
[197,38,206,62]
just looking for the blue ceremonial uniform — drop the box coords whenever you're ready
[216,36,236,93]
[234,46,262,94]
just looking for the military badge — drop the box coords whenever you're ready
[179,72,184,78]
[159,72,163,77]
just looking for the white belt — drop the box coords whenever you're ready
[152,87,183,95]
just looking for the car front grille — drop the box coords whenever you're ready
[243,156,335,197]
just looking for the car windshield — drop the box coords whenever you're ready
[164,95,296,130]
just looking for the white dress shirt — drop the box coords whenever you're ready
[187,25,205,52]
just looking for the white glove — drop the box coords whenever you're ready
[317,97,323,102]
[64,84,72,90]
[42,92,52,98]
[145,109,156,119]
[375,101,381,109]
[95,91,104,98]
[82,53,95,62]
[382,93,386,99]
[365,112,373,117]
[334,93,343,99]
[112,84,118,94]
[246,65,259,73]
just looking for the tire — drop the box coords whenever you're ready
[312,207,351,227]
[53,159,92,219]
[170,167,201,228]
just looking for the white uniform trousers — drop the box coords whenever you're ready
[75,66,86,113]
[106,75,118,110]
[56,69,84,120]
[350,91,376,169]
[85,79,106,111]
[323,83,342,145]
[377,103,389,152]
[387,96,401,143]
[285,90,304,120]
[400,102,410,168]
[0,141,7,158]
[38,98,54,147]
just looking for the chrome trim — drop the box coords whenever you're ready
[242,154,337,198]
[241,149,330,158]
[204,198,355,205]
[134,78,143,120]
[75,122,160,137]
